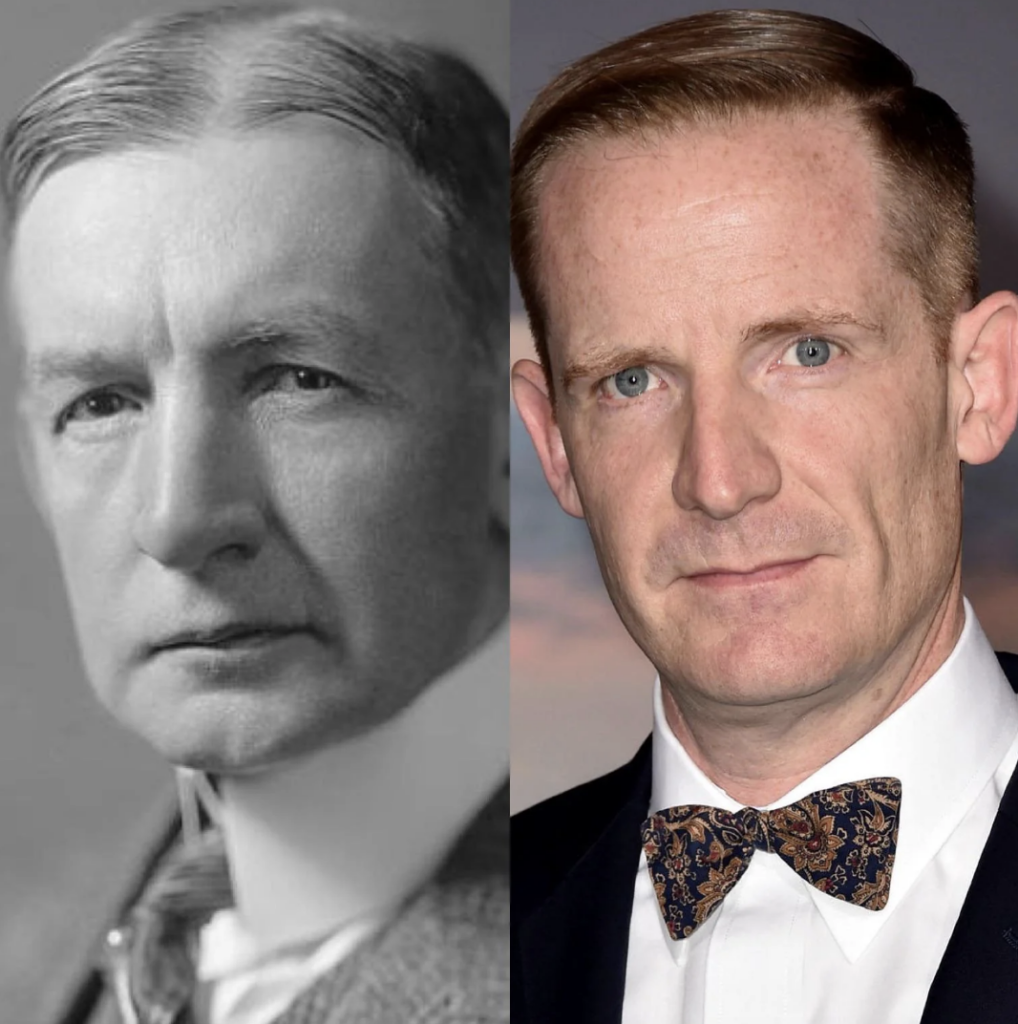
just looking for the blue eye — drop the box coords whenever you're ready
[785,337,834,367]
[605,366,656,400]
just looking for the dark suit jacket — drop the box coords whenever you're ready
[512,653,1018,1024]
[60,784,509,1024]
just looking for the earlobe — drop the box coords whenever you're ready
[954,290,1018,466]
[511,358,585,519]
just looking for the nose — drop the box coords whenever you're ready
[672,381,782,520]
[132,391,267,573]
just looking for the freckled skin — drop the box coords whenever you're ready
[11,127,503,773]
[514,111,1012,796]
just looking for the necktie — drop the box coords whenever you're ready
[103,828,235,1024]
[641,776,901,940]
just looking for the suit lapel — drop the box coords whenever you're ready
[519,746,651,1024]
[921,653,1018,1023]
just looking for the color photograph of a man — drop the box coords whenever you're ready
[511,7,1018,1023]
[0,3,508,1022]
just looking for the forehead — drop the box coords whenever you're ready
[8,124,446,359]
[535,111,908,364]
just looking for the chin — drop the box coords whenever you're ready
[123,687,428,777]
[103,685,327,776]
[129,716,311,776]
[662,619,846,707]
[94,648,440,774]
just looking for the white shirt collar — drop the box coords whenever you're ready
[211,616,509,960]
[650,599,1018,962]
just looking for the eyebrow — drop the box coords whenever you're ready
[561,345,676,390]
[221,305,378,355]
[23,303,378,390]
[560,308,886,389]
[24,349,139,391]
[742,309,885,345]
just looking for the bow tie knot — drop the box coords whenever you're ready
[641,777,902,940]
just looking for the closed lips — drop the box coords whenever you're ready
[152,624,304,650]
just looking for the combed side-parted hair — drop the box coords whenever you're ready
[2,2,507,355]
[511,8,978,377]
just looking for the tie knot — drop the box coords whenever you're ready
[103,828,235,1024]
[735,807,771,852]
[134,829,234,925]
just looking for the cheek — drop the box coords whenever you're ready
[566,411,675,584]
[45,500,133,697]
[792,369,957,567]
[38,425,138,531]
[44,469,134,624]
[877,382,959,562]
[268,410,492,578]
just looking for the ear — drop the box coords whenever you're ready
[951,290,1018,465]
[511,358,584,519]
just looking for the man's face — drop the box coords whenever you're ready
[12,126,501,772]
[523,113,969,712]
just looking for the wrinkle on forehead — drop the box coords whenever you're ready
[8,128,444,363]
[13,128,432,270]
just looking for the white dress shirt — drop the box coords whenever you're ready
[193,618,509,1024]
[622,600,1018,1024]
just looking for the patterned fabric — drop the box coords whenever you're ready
[273,785,510,1024]
[92,786,509,1024]
[642,777,902,940]
[101,829,234,1024]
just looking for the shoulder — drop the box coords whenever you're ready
[512,737,652,919]
[431,782,510,990]
[344,787,510,1024]
[54,797,180,1024]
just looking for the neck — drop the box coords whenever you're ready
[662,578,965,807]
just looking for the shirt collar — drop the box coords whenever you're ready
[650,599,1018,961]
[214,616,509,958]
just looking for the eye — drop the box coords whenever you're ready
[780,336,841,368]
[258,365,347,394]
[56,388,140,433]
[601,366,663,401]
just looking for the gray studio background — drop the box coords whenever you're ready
[0,1,506,1016]
[510,1,1018,812]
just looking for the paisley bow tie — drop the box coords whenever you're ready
[641,776,902,940]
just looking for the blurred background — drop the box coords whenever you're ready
[0,1,506,1017]
[510,0,1018,813]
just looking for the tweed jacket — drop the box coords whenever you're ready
[61,783,509,1024]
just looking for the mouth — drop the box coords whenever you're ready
[150,624,309,654]
[685,557,816,587]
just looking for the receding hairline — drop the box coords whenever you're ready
[9,116,448,262]
[529,103,935,353]
[4,9,437,225]
[511,10,978,391]
[2,4,510,361]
